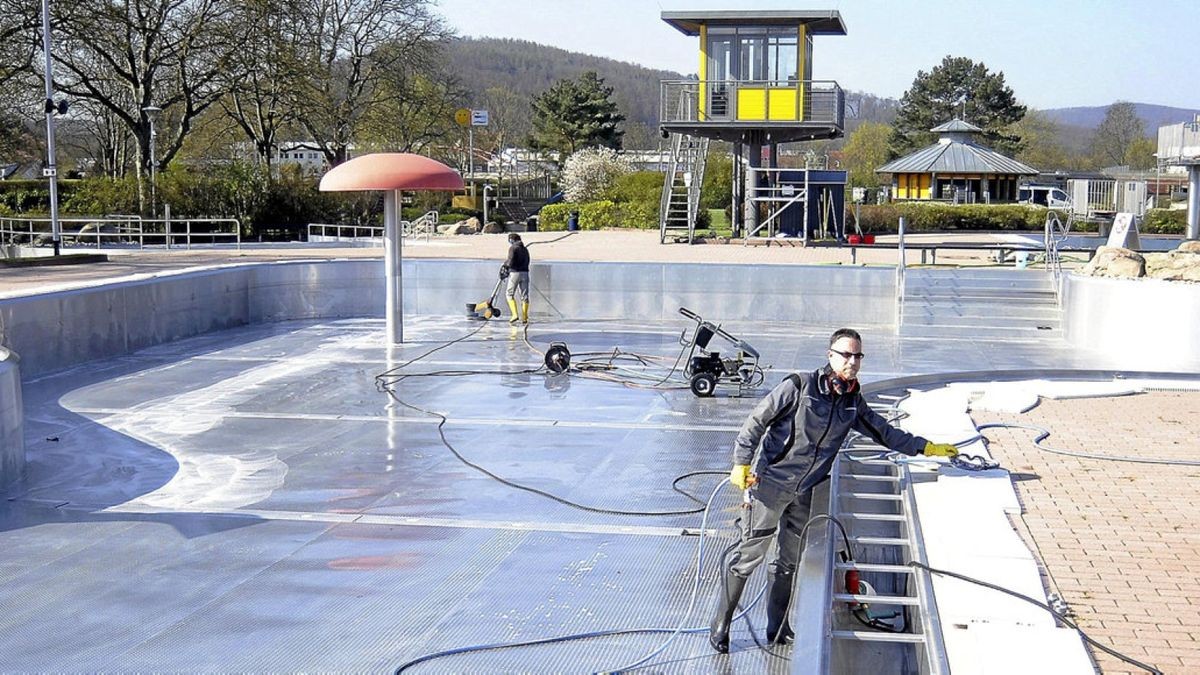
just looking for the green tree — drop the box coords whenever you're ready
[529,71,624,158]
[1008,109,1070,172]
[1090,101,1144,168]
[888,56,1026,158]
[1124,135,1157,170]
[842,122,892,187]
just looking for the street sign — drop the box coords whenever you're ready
[454,108,471,127]
[42,167,56,177]
[471,109,489,126]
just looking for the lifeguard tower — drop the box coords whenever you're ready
[659,10,847,243]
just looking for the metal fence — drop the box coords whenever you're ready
[0,215,240,249]
[306,211,439,244]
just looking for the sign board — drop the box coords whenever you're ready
[42,167,56,178]
[1106,212,1141,250]
[852,187,866,203]
[454,108,471,127]
[471,109,489,126]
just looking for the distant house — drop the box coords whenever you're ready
[619,150,671,173]
[877,119,1037,203]
[274,142,351,175]
[0,163,19,180]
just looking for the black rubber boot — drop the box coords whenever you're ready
[766,568,796,644]
[708,569,749,654]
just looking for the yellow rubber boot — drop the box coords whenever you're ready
[507,298,520,323]
[521,301,530,324]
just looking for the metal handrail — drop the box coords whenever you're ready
[1044,210,1071,306]
[0,215,240,250]
[660,79,844,128]
[896,217,907,331]
[307,223,384,242]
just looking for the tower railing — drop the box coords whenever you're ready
[660,79,844,128]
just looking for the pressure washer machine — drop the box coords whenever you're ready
[677,307,764,397]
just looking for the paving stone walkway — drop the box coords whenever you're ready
[977,392,1200,674]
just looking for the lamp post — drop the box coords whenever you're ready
[40,0,62,256]
[142,105,161,218]
[483,184,494,225]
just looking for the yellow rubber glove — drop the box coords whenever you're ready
[730,464,756,490]
[923,442,959,458]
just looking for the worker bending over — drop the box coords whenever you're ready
[503,233,530,324]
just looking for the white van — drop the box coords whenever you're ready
[1018,185,1071,209]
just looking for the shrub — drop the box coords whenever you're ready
[701,152,733,209]
[604,171,663,229]
[538,203,572,230]
[858,203,1065,233]
[561,147,632,202]
[62,177,138,215]
[1142,209,1186,234]
[578,200,621,229]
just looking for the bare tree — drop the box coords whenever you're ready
[31,0,249,211]
[0,4,49,165]
[1090,101,1145,168]
[219,0,299,173]
[63,99,136,178]
[285,0,452,166]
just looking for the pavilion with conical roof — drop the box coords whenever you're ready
[877,119,1037,203]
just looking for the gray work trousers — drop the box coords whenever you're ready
[505,271,529,302]
[728,486,814,578]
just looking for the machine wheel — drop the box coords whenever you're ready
[690,372,717,397]
[483,307,497,319]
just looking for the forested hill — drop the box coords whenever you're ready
[445,37,680,145]
[444,36,899,148]
[1042,103,1198,131]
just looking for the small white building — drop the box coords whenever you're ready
[276,142,328,174]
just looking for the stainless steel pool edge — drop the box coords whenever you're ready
[0,346,22,491]
[1,258,897,378]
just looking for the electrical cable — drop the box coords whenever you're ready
[392,479,759,674]
[524,231,578,247]
[977,421,1200,467]
[377,382,721,517]
[375,322,733,516]
[910,560,1163,675]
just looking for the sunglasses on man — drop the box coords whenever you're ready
[830,349,865,361]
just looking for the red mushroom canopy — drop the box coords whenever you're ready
[319,153,465,192]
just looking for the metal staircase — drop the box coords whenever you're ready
[899,269,1062,339]
[659,133,709,243]
[497,174,553,226]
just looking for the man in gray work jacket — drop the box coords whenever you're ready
[709,327,959,653]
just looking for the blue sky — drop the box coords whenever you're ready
[434,0,1200,111]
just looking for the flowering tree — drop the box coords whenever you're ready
[562,147,631,202]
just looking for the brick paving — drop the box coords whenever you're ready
[976,392,1200,674]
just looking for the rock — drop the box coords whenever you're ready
[1177,240,1200,253]
[444,218,479,236]
[481,221,504,234]
[1145,250,1200,281]
[1081,246,1145,278]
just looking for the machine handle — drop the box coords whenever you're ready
[678,306,700,321]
